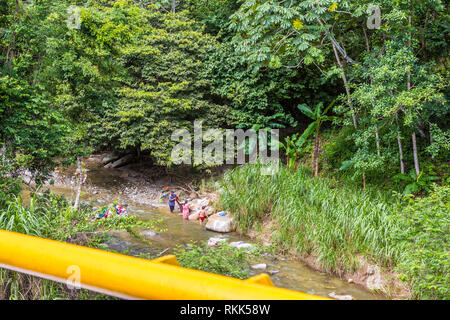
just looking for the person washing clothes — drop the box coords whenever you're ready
[182,200,190,220]
[175,194,183,212]
[168,191,177,213]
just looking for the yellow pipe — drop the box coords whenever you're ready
[0,230,327,300]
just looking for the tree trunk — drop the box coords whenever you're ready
[363,25,382,157]
[331,42,358,129]
[321,139,328,168]
[73,157,87,210]
[375,125,381,157]
[0,144,5,165]
[395,113,405,174]
[430,122,435,160]
[412,131,420,176]
[137,144,142,164]
[314,130,320,177]
[362,171,366,190]
[422,11,429,60]
[397,134,406,174]
[171,0,176,13]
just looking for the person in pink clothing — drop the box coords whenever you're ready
[182,200,190,220]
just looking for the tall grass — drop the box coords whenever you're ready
[0,193,52,237]
[217,164,450,299]
[217,164,403,274]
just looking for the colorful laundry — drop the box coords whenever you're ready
[95,202,127,219]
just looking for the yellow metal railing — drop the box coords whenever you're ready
[0,230,326,300]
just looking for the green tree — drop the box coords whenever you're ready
[92,6,236,164]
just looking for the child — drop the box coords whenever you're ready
[199,206,207,223]
[182,200,190,220]
[175,195,183,213]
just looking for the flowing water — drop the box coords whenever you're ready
[28,159,386,300]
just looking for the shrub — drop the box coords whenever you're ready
[174,241,263,279]
[394,185,450,300]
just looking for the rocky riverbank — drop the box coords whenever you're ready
[33,153,237,232]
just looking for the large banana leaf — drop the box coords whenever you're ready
[297,121,318,147]
[297,104,316,119]
[339,160,355,171]
[323,100,336,115]
[315,102,324,118]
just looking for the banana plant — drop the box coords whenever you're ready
[279,133,301,169]
[297,100,336,177]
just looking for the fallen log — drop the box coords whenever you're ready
[101,152,121,165]
[104,154,134,169]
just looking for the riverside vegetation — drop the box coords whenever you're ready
[0,189,162,299]
[216,164,449,300]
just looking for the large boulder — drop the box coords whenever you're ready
[189,197,210,210]
[189,191,199,199]
[188,212,200,221]
[206,207,215,217]
[205,214,235,233]
[140,229,159,239]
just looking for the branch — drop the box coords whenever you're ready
[316,17,356,65]
[282,57,305,69]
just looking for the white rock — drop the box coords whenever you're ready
[140,230,158,238]
[328,292,354,300]
[251,264,267,270]
[207,237,227,247]
[238,243,254,249]
[205,214,235,233]
[229,241,244,247]
[229,241,256,251]
[102,153,121,165]
[366,265,383,291]
[269,270,279,275]
[188,212,200,221]
[104,154,134,168]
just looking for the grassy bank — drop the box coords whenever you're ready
[216,164,449,300]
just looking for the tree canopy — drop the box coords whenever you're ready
[0,0,448,187]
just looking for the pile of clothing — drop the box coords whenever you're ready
[95,202,128,219]
[158,187,170,203]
